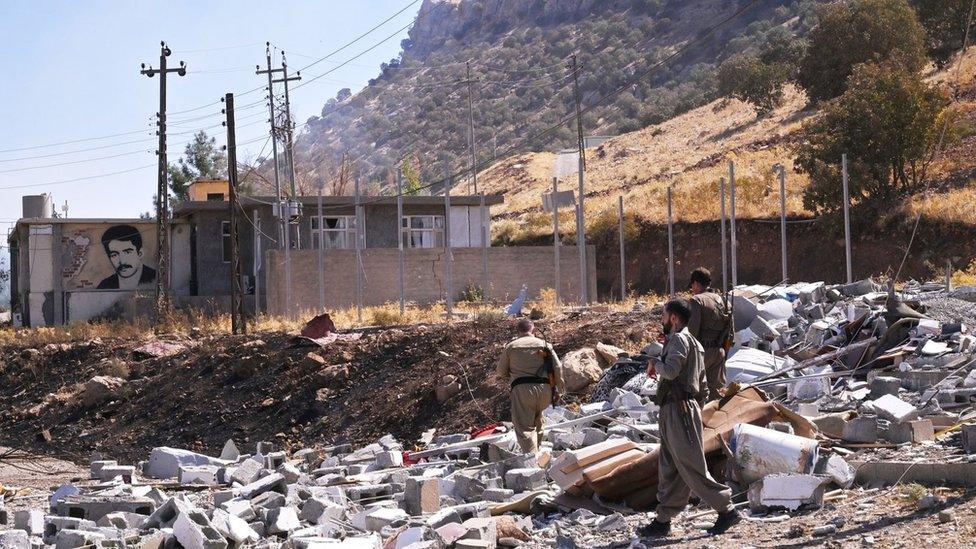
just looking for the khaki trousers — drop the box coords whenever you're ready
[703,347,727,402]
[510,383,552,453]
[655,400,733,522]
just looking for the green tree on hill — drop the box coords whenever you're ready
[798,0,927,102]
[795,59,951,213]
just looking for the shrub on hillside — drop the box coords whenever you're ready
[795,60,951,213]
[717,54,790,114]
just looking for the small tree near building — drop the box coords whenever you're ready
[167,131,227,202]
[795,60,951,214]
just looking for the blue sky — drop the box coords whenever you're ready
[0,0,418,233]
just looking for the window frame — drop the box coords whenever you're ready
[309,214,360,250]
[401,215,445,249]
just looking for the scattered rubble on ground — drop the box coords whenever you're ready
[3,278,976,547]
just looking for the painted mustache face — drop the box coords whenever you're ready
[107,240,142,279]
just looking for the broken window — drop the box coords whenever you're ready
[401,215,445,248]
[310,215,358,250]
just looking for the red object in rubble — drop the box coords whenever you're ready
[470,423,501,439]
[301,313,338,339]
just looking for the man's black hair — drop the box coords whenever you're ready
[516,318,534,334]
[664,298,692,324]
[101,225,143,254]
[690,267,712,288]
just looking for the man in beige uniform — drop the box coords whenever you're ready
[496,319,565,453]
[687,267,733,402]
[638,298,740,538]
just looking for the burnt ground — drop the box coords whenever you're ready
[5,309,976,546]
[0,309,658,465]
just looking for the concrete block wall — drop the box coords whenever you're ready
[264,246,597,316]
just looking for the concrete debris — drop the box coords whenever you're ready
[9,278,976,546]
[747,474,828,511]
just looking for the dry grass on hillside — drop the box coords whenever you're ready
[476,50,976,242]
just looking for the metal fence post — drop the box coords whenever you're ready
[667,186,675,297]
[397,169,405,315]
[618,195,626,301]
[444,184,453,320]
[719,177,728,294]
[774,165,788,283]
[355,177,363,323]
[842,153,852,284]
[253,209,261,315]
[577,156,587,304]
[729,160,738,287]
[317,187,325,311]
[552,177,561,308]
[480,192,489,302]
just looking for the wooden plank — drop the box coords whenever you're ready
[555,438,638,474]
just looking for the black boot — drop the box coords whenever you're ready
[707,509,742,535]
[637,520,671,538]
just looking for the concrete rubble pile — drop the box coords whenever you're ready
[4,280,976,547]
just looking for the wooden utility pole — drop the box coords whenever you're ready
[140,41,186,326]
[224,93,246,334]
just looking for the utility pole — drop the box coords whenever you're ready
[274,51,302,200]
[570,54,588,304]
[140,42,186,327]
[465,61,478,195]
[255,44,290,316]
[224,93,246,335]
[255,43,284,248]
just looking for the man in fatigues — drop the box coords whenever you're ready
[688,267,733,401]
[496,319,565,453]
[638,299,740,538]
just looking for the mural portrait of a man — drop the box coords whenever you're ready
[96,224,156,290]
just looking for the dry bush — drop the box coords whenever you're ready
[952,259,976,287]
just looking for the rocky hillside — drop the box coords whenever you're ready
[282,0,822,195]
